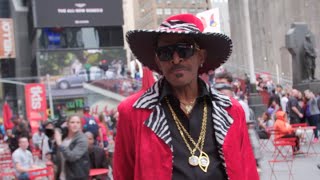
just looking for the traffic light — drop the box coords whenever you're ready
[99,59,109,72]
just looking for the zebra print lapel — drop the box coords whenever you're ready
[133,78,173,150]
[207,84,233,167]
[133,78,234,159]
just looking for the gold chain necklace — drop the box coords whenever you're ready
[180,99,196,114]
[166,97,210,172]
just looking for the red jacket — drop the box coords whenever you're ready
[114,79,259,180]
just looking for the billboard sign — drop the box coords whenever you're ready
[197,8,221,33]
[25,83,48,121]
[0,18,16,59]
[32,0,124,28]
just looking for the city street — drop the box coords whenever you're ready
[259,131,320,180]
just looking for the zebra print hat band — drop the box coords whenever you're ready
[126,13,233,74]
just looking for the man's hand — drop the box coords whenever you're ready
[99,142,104,148]
[298,113,303,119]
[54,129,62,146]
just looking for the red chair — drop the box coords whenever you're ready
[0,162,16,179]
[0,152,12,164]
[89,168,109,180]
[28,166,54,180]
[291,123,307,128]
[0,171,15,179]
[269,136,296,180]
[259,127,273,152]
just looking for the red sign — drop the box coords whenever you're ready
[25,84,47,121]
[0,18,16,59]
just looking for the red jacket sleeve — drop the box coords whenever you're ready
[226,98,259,180]
[237,101,259,180]
[113,100,136,180]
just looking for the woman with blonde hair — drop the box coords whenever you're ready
[54,115,89,180]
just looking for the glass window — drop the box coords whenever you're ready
[181,8,188,14]
[156,8,163,15]
[164,8,171,15]
[189,9,196,13]
[38,27,124,49]
[172,8,180,15]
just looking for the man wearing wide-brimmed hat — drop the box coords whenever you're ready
[114,14,259,180]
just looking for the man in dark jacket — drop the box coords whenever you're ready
[85,132,109,180]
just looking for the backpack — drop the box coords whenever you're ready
[83,116,99,138]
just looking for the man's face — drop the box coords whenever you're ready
[215,78,233,97]
[19,138,29,150]
[7,130,12,136]
[12,118,19,125]
[86,133,94,148]
[155,34,205,87]
[276,87,282,93]
[215,78,230,84]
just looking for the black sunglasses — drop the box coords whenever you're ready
[214,83,233,90]
[155,43,200,62]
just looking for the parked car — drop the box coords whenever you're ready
[56,67,103,89]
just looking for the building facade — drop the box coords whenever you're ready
[228,0,320,85]
[134,0,211,29]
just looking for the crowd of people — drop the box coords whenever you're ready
[213,71,320,170]
[0,106,117,180]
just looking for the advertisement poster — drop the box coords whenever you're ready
[25,83,47,133]
[0,18,16,59]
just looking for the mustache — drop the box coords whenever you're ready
[169,65,190,73]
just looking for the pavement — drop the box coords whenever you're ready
[259,130,320,180]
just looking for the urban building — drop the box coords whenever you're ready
[0,0,126,116]
[134,0,211,29]
[228,0,320,85]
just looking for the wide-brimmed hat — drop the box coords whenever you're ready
[126,13,233,74]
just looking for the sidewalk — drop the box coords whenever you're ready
[259,132,320,180]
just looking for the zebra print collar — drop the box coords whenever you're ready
[133,78,234,161]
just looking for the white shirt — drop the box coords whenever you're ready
[239,99,250,121]
[281,96,289,112]
[12,148,33,176]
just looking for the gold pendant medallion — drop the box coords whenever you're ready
[199,151,210,172]
[184,105,193,114]
[188,155,199,166]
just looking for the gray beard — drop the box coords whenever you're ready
[175,73,183,78]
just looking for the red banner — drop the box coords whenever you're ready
[25,84,47,122]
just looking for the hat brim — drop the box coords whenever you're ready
[126,30,233,74]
